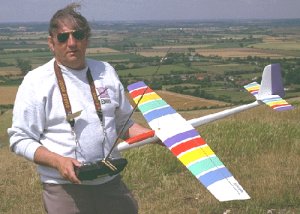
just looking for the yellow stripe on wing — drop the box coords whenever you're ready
[178,145,215,166]
[133,92,161,105]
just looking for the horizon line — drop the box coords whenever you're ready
[1,17,300,25]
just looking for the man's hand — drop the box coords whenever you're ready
[55,156,82,184]
[33,146,82,184]
[127,123,165,147]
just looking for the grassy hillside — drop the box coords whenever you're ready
[0,99,299,213]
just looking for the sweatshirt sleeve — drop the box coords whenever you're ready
[115,82,134,137]
[7,72,45,161]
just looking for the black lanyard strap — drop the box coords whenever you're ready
[86,69,103,124]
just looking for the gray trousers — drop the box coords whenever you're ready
[42,176,138,214]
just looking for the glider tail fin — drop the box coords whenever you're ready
[244,64,294,111]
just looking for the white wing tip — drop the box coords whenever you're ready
[207,177,251,202]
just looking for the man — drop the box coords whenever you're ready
[8,3,150,214]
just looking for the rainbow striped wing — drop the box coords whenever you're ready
[244,82,260,98]
[244,82,294,111]
[261,95,294,111]
[128,81,250,201]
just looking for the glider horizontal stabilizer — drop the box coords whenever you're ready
[244,64,294,111]
[127,81,250,202]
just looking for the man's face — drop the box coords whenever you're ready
[48,20,88,70]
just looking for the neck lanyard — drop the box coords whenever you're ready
[54,61,103,127]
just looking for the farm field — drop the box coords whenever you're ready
[140,47,284,58]
[0,86,18,105]
[0,67,21,76]
[154,90,227,109]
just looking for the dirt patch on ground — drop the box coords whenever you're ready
[0,69,21,76]
[0,86,18,104]
[138,47,282,58]
[156,90,227,109]
[195,48,282,58]
[86,47,120,54]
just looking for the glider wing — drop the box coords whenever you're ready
[127,81,250,202]
[244,82,294,111]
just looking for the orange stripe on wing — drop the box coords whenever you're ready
[129,87,153,99]
[171,137,207,156]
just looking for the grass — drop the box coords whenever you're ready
[117,64,188,77]
[252,42,300,51]
[0,99,299,213]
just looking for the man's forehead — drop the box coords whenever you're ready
[55,19,78,33]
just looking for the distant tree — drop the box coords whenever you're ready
[150,80,162,90]
[16,58,32,75]
[115,64,127,70]
[188,48,195,53]
[184,61,191,67]
[286,69,300,84]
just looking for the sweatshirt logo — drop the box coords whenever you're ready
[97,87,111,104]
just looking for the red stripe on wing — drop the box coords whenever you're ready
[171,137,207,156]
[129,87,153,99]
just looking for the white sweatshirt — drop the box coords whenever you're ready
[8,58,134,184]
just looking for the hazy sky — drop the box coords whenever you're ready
[0,0,300,23]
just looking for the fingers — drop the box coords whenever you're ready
[56,157,82,184]
[69,159,82,184]
[68,167,81,184]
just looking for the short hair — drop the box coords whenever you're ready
[48,3,91,38]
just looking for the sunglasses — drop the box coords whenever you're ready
[56,30,86,43]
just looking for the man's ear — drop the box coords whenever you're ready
[48,36,54,52]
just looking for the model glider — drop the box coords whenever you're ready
[116,63,294,201]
